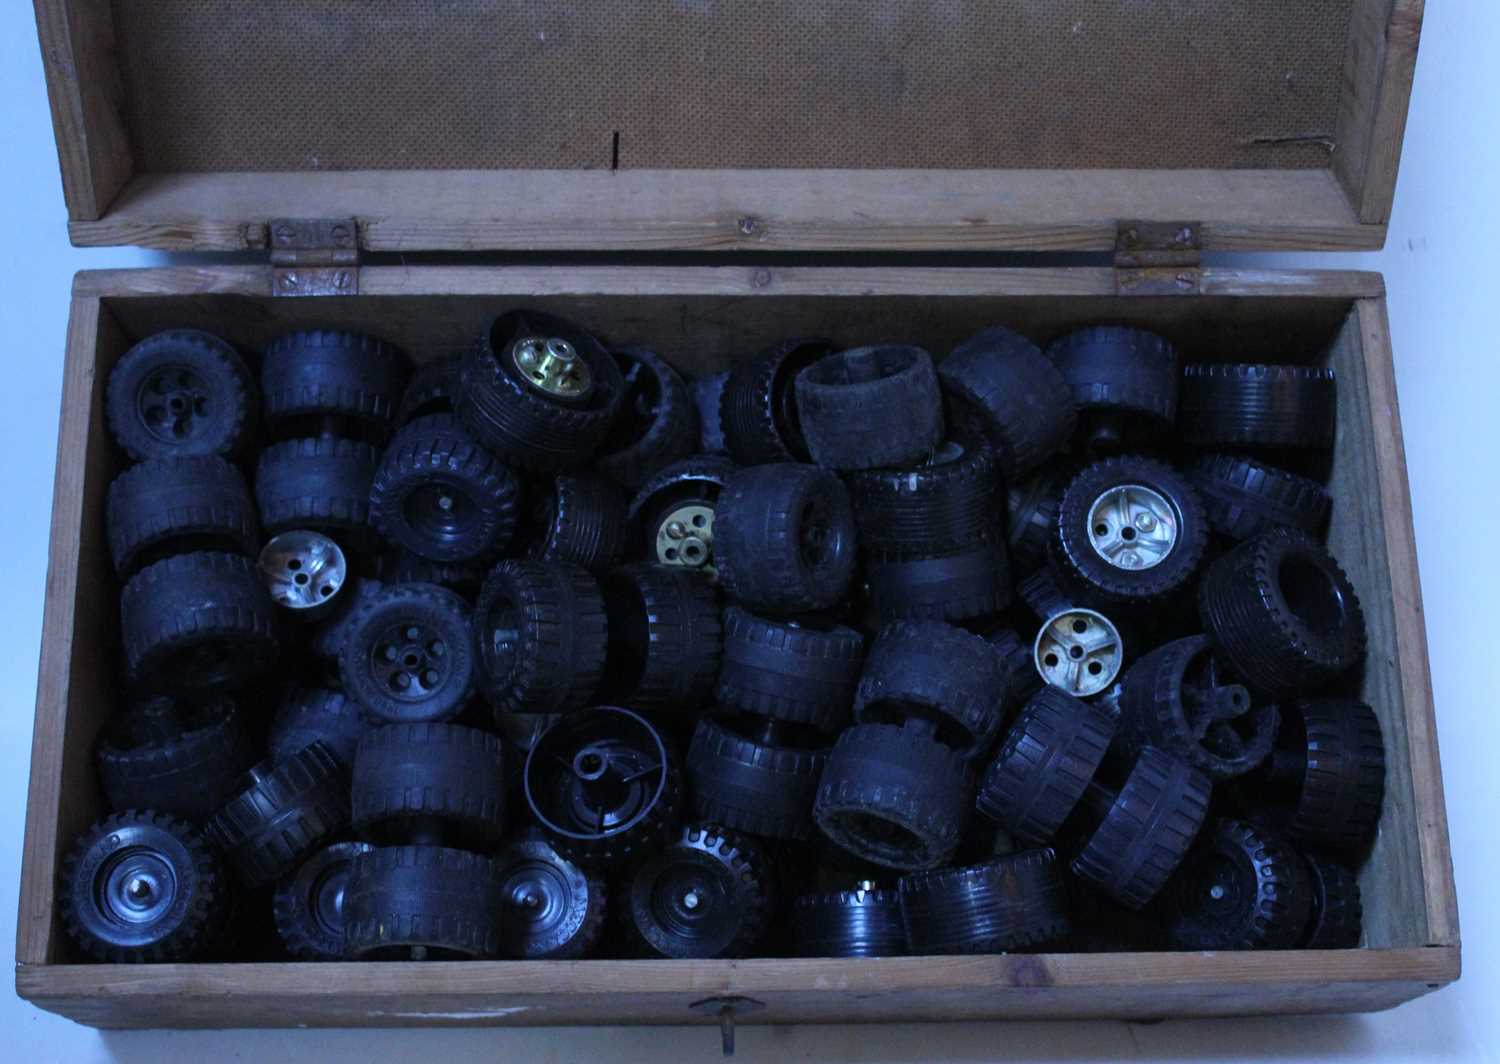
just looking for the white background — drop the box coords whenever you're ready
[2,5,1495,1063]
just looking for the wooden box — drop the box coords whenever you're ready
[19,0,1457,1031]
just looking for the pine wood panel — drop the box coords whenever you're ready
[1335,0,1425,224]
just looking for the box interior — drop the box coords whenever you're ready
[29,282,1431,966]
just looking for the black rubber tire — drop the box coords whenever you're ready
[1045,325,1179,428]
[791,884,907,958]
[1117,635,1278,781]
[455,308,623,472]
[715,606,864,732]
[106,330,255,461]
[495,831,607,959]
[814,721,974,871]
[975,687,1115,846]
[865,541,1011,624]
[268,688,372,767]
[1257,699,1386,854]
[106,455,259,578]
[1197,528,1367,697]
[395,355,460,426]
[686,716,827,842]
[984,625,1044,708]
[351,723,506,848]
[337,582,477,723]
[1159,819,1313,951]
[1180,363,1337,450]
[523,707,683,868]
[626,456,736,568]
[599,563,722,714]
[1017,567,1077,623]
[96,699,259,823]
[60,810,229,963]
[309,578,385,659]
[693,370,729,454]
[1006,466,1071,576]
[382,552,485,597]
[205,743,351,889]
[1300,851,1363,949]
[1183,452,1332,542]
[369,413,520,563]
[596,345,697,491]
[344,845,503,960]
[939,326,1077,481]
[847,435,1000,555]
[854,622,1008,757]
[255,436,381,543]
[518,472,628,572]
[720,337,833,464]
[272,840,375,960]
[794,345,944,470]
[261,330,408,437]
[897,849,1071,954]
[120,551,279,691]
[1071,747,1212,909]
[1052,455,1208,608]
[619,823,773,959]
[474,560,608,716]
[715,463,857,614]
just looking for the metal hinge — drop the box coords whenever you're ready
[269,218,360,296]
[1114,220,1201,296]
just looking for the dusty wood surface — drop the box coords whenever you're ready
[1336,0,1424,224]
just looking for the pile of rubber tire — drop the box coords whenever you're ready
[61,315,1380,965]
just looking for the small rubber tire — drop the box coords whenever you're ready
[1045,326,1179,428]
[60,810,228,963]
[351,723,506,848]
[599,563,722,714]
[309,578,385,660]
[120,551,279,691]
[897,849,1071,954]
[395,356,460,425]
[854,621,1008,757]
[715,463,857,614]
[791,884,907,958]
[518,472,628,572]
[865,541,1012,624]
[96,699,259,823]
[1051,455,1208,608]
[455,308,624,472]
[619,823,773,959]
[847,435,1000,555]
[496,831,607,959]
[105,330,255,461]
[344,845,503,960]
[369,413,521,562]
[595,345,698,491]
[715,607,864,732]
[1006,466,1071,576]
[1197,528,1367,697]
[814,721,974,872]
[686,716,827,842]
[794,345,944,470]
[1257,699,1386,854]
[255,436,381,543]
[720,337,833,464]
[1179,363,1337,450]
[106,455,259,578]
[382,552,485,597]
[268,688,372,767]
[261,330,408,436]
[1300,851,1363,949]
[975,686,1116,846]
[1182,452,1332,542]
[474,560,609,716]
[939,326,1077,481]
[985,625,1044,708]
[1071,747,1212,909]
[694,370,730,454]
[205,743,351,889]
[1159,818,1313,950]
[337,582,477,723]
[272,840,375,960]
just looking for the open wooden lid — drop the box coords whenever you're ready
[38,1,1420,255]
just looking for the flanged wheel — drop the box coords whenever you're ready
[1158,818,1312,951]
[343,845,503,960]
[338,582,476,723]
[496,830,607,959]
[273,840,374,960]
[105,330,255,461]
[1032,608,1122,698]
[791,881,907,957]
[60,810,229,963]
[620,823,773,959]
[897,849,1071,955]
[524,707,682,867]
[258,530,347,618]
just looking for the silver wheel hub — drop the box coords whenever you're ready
[1086,484,1177,571]
[259,530,347,614]
[656,503,715,574]
[1033,608,1123,697]
[512,335,590,397]
[99,850,176,926]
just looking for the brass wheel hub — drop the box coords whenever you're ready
[655,503,715,574]
[511,335,590,398]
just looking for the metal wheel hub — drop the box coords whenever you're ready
[137,365,210,443]
[310,863,352,939]
[370,622,450,701]
[503,859,575,936]
[97,849,177,927]
[259,530,346,612]
[1034,608,1123,697]
[656,503,715,573]
[511,335,591,398]
[1086,484,1178,571]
